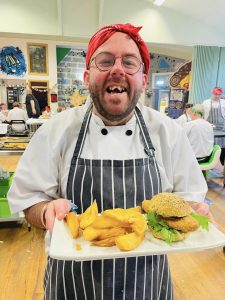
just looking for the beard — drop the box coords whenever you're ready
[89,81,142,122]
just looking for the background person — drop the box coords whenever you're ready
[202,87,225,165]
[202,87,225,129]
[8,23,210,300]
[0,103,8,122]
[25,87,41,118]
[176,103,193,126]
[7,101,28,131]
[183,104,214,162]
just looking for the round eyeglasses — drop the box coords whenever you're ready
[89,52,144,75]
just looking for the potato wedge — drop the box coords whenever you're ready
[65,212,80,239]
[92,237,116,247]
[142,200,152,213]
[83,226,127,241]
[130,213,147,235]
[115,232,144,251]
[92,215,125,229]
[79,200,98,229]
[126,206,142,213]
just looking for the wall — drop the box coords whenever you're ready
[57,47,88,107]
[0,36,86,111]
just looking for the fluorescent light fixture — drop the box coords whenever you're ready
[153,0,165,6]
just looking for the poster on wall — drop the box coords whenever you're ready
[0,46,26,76]
[27,43,48,76]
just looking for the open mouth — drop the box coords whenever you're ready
[106,86,127,94]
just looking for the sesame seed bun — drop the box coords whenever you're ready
[143,193,191,218]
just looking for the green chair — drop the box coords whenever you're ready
[199,144,221,177]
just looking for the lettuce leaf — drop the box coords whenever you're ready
[146,211,180,244]
[190,212,210,231]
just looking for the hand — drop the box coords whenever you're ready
[191,202,218,227]
[32,109,36,115]
[44,199,72,231]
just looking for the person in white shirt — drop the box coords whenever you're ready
[7,101,28,131]
[202,87,225,129]
[0,103,8,122]
[202,87,225,165]
[176,103,193,126]
[8,23,213,300]
[183,104,214,162]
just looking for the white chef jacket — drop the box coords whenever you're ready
[0,111,7,122]
[7,107,28,131]
[202,98,225,121]
[183,119,214,158]
[8,98,207,214]
[175,113,191,127]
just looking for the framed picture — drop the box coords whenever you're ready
[27,43,48,75]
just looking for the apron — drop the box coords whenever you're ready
[207,100,225,147]
[44,104,173,300]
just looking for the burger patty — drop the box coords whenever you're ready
[162,215,199,233]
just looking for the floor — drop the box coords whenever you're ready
[0,175,225,300]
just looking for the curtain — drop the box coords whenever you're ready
[189,46,220,104]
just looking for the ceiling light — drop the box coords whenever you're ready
[153,0,165,6]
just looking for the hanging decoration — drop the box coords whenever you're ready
[169,61,192,88]
[0,46,27,76]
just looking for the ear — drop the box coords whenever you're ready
[83,70,90,89]
[141,74,148,92]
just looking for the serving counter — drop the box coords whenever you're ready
[0,136,28,222]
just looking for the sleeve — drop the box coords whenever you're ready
[171,127,207,202]
[202,100,210,120]
[25,94,31,103]
[221,100,225,118]
[7,126,62,213]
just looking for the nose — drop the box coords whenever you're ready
[110,57,125,77]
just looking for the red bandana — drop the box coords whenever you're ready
[212,87,223,95]
[86,23,150,74]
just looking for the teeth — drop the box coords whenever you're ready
[107,86,126,93]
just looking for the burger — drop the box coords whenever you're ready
[142,193,210,244]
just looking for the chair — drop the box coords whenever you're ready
[199,144,221,177]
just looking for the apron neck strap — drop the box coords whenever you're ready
[134,106,155,156]
[72,103,93,159]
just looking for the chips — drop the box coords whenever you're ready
[64,202,146,251]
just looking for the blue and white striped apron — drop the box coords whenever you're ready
[44,104,173,300]
[207,101,225,147]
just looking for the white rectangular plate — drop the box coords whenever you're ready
[49,219,225,261]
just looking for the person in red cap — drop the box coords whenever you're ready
[202,86,225,128]
[202,86,225,164]
[8,24,211,300]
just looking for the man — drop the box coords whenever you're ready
[7,101,28,131]
[176,103,193,126]
[202,87,225,129]
[202,87,225,164]
[8,24,210,300]
[0,103,8,122]
[183,104,214,162]
[25,86,41,118]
